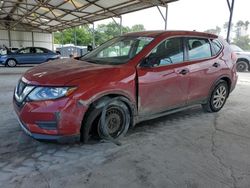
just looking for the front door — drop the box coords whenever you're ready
[137,37,190,116]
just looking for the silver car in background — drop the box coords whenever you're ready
[231,44,250,72]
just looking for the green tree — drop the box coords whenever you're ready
[233,35,250,51]
[54,26,92,45]
[54,22,146,46]
[130,24,145,32]
[204,26,221,35]
[94,23,145,45]
[223,22,234,33]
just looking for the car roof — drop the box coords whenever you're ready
[123,30,218,38]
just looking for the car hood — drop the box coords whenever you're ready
[22,58,119,86]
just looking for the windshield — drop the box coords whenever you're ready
[230,44,244,52]
[81,36,154,65]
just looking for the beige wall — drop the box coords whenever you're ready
[0,30,52,50]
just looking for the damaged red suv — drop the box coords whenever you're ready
[13,31,238,143]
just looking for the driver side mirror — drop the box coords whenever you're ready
[87,45,93,52]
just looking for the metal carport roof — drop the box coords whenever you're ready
[0,0,178,32]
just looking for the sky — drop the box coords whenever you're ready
[95,0,250,38]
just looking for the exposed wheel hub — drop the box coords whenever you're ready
[106,108,123,135]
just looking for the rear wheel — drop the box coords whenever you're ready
[236,60,248,72]
[6,59,17,67]
[202,80,229,112]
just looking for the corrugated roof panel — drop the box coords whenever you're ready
[47,20,61,26]
[72,12,88,17]
[59,1,76,10]
[71,0,88,8]
[48,1,64,7]
[83,4,102,13]
[36,7,50,14]
[61,14,78,21]
[96,0,134,8]
[52,9,65,17]
[0,0,178,32]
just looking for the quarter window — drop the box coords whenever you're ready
[36,48,47,53]
[187,38,212,60]
[211,39,222,55]
[147,37,184,67]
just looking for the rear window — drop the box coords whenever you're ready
[211,39,223,55]
[187,38,212,61]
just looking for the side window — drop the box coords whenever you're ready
[211,39,223,55]
[147,37,184,67]
[36,48,46,53]
[18,48,30,54]
[187,38,212,60]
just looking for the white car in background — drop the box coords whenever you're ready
[230,44,250,72]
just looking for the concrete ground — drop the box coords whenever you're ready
[0,66,250,188]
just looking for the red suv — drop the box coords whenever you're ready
[13,31,238,143]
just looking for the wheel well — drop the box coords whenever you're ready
[6,58,17,64]
[220,77,231,94]
[237,58,249,64]
[80,94,135,142]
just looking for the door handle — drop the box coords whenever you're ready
[179,69,189,75]
[213,62,220,68]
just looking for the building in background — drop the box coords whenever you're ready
[0,30,52,50]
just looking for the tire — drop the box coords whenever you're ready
[6,59,17,67]
[98,100,130,140]
[202,80,229,112]
[236,60,248,72]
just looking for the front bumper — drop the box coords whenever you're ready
[14,110,80,143]
[13,93,87,143]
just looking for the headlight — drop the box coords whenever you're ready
[28,87,76,101]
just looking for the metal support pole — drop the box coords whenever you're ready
[165,5,168,30]
[7,30,11,47]
[74,27,77,55]
[120,16,123,35]
[226,0,235,43]
[31,32,34,47]
[112,17,122,35]
[52,32,54,51]
[156,5,168,30]
[92,23,95,48]
[74,27,77,46]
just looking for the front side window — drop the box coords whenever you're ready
[146,37,184,67]
[187,38,212,60]
[18,48,30,54]
[81,36,154,65]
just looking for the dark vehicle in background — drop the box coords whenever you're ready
[0,47,60,67]
[230,44,250,72]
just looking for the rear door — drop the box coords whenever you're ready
[15,47,33,64]
[184,37,223,104]
[137,37,190,116]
